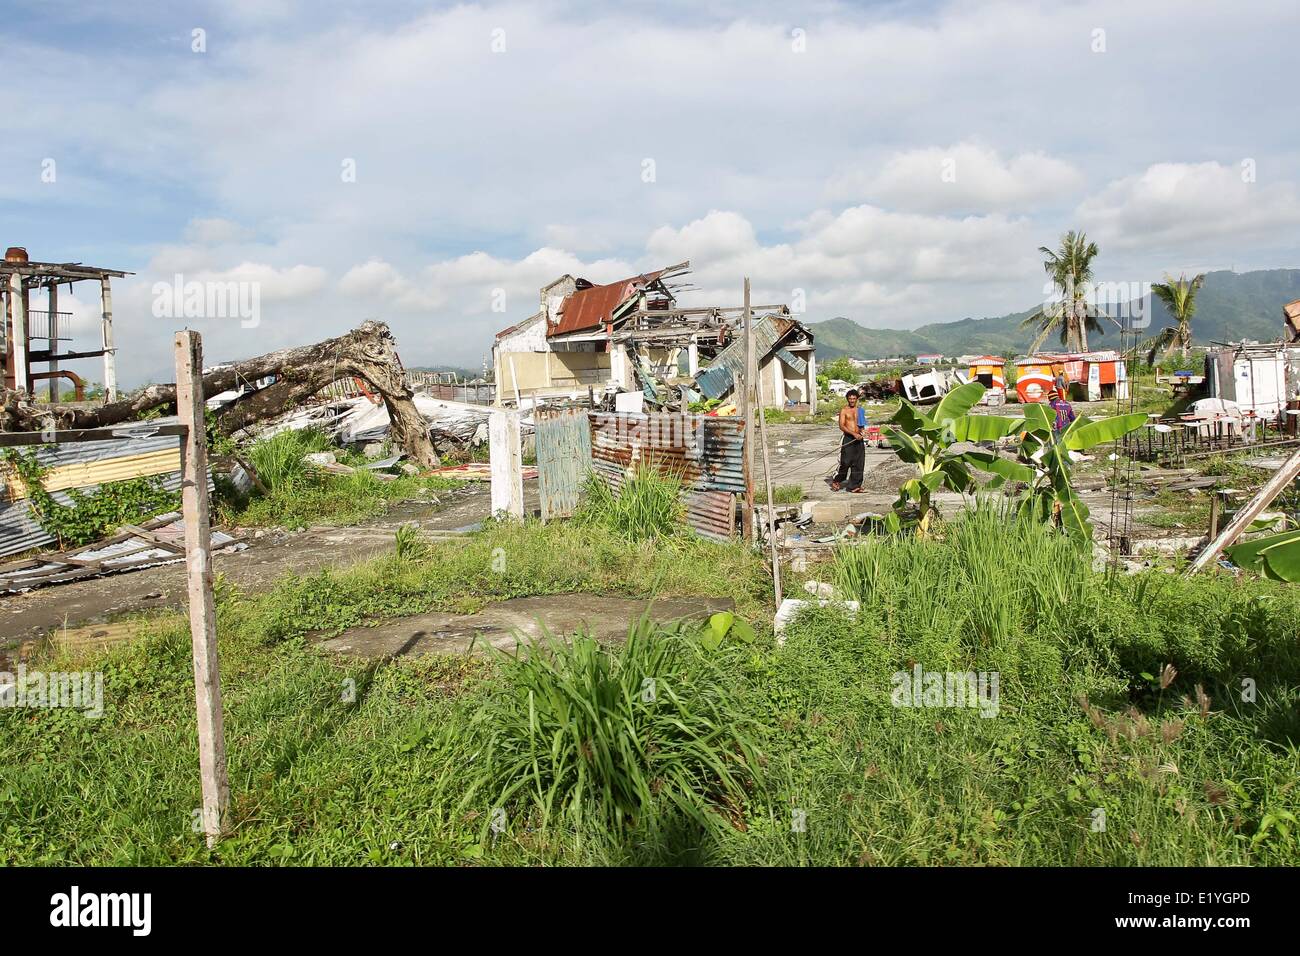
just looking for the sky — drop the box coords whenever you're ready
[3,0,1299,386]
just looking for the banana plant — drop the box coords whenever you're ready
[883,381,1025,535]
[1006,404,1149,542]
[1224,529,1300,582]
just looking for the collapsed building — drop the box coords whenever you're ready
[492,261,817,412]
[1,246,127,402]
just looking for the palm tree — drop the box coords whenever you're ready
[1145,273,1206,364]
[1021,230,1102,353]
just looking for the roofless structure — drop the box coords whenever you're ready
[1,246,129,403]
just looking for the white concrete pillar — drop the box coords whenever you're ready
[489,409,525,519]
[9,274,28,395]
[100,276,118,402]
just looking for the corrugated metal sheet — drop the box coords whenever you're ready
[0,471,190,560]
[588,412,746,539]
[2,448,182,499]
[549,270,665,338]
[0,418,202,559]
[536,407,592,520]
[685,489,736,542]
[774,346,807,375]
[695,315,795,399]
[0,511,241,593]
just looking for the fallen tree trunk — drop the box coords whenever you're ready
[0,321,440,467]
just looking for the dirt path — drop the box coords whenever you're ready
[0,482,535,648]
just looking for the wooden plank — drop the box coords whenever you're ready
[1188,445,1300,573]
[175,330,229,848]
[0,424,187,447]
[118,524,186,552]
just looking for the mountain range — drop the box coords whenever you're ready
[807,269,1300,360]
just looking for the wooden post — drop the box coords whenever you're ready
[101,277,117,402]
[47,283,59,402]
[1208,493,1222,541]
[1189,445,1300,573]
[9,275,28,395]
[489,408,525,518]
[756,370,783,603]
[741,278,755,542]
[807,349,818,415]
[174,330,229,848]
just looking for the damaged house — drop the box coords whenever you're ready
[492,261,816,411]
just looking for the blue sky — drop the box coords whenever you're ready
[4,0,1299,385]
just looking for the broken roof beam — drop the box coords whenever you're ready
[0,261,132,280]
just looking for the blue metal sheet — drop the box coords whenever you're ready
[535,407,592,520]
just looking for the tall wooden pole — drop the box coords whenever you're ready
[174,330,229,848]
[741,278,755,542]
[756,370,782,603]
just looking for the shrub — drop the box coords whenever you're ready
[577,463,685,542]
[465,618,763,833]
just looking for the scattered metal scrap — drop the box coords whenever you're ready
[0,511,243,593]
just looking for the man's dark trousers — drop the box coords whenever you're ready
[834,435,864,490]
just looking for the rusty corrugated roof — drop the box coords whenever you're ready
[548,270,666,338]
[1285,299,1300,335]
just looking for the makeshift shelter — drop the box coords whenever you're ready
[1204,343,1300,420]
[966,356,1006,402]
[1014,351,1127,402]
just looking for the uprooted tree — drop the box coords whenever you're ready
[0,320,441,468]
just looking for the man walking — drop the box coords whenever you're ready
[831,389,866,492]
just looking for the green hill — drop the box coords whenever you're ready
[810,269,1300,359]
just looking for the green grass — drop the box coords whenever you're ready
[772,484,804,504]
[465,619,761,839]
[1,508,1297,866]
[576,464,685,542]
[218,428,464,529]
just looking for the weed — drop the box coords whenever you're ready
[465,618,763,835]
[576,464,685,542]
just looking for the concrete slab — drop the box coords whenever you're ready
[315,593,736,658]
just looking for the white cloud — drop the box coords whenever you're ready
[1078,161,1300,248]
[183,218,254,245]
[829,143,1085,213]
[4,0,1299,383]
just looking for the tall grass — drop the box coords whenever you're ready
[577,463,685,542]
[224,428,461,529]
[3,512,1298,866]
[465,619,762,836]
[246,427,335,492]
